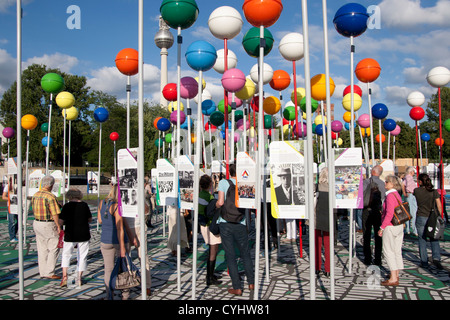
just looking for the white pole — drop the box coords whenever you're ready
[322,0,335,300]
[68,121,72,191]
[138,0,147,300]
[191,70,203,299]
[367,83,375,166]
[348,35,355,275]
[127,75,131,149]
[24,130,30,245]
[301,0,316,300]
[96,123,102,232]
[16,0,24,300]
[46,93,52,176]
[63,112,66,203]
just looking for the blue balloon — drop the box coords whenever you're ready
[157,118,171,132]
[372,103,388,119]
[202,99,216,115]
[180,117,193,129]
[220,120,232,132]
[421,133,431,142]
[94,107,109,122]
[220,130,226,139]
[185,41,217,72]
[383,118,396,132]
[315,124,326,136]
[333,3,369,38]
[42,136,53,147]
[344,122,357,130]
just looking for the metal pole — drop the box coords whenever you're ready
[127,75,131,149]
[96,123,102,232]
[175,26,182,292]
[16,0,24,300]
[63,113,66,203]
[46,93,52,175]
[301,0,316,300]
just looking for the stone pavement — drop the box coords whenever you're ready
[0,201,449,303]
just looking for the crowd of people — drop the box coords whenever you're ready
[2,163,447,299]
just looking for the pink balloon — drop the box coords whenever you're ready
[170,110,186,125]
[180,77,198,99]
[234,131,241,143]
[227,92,243,108]
[391,125,401,136]
[331,120,343,133]
[357,113,370,128]
[236,119,250,130]
[221,68,246,93]
[2,127,15,139]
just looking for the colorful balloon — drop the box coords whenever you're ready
[342,93,362,111]
[357,113,370,128]
[333,3,369,38]
[331,120,343,133]
[221,68,246,93]
[391,125,401,136]
[236,77,256,100]
[242,0,283,28]
[263,96,281,115]
[160,0,199,30]
[355,58,381,83]
[162,83,178,102]
[270,70,291,91]
[115,48,139,76]
[343,85,362,97]
[311,74,335,101]
[180,76,198,99]
[409,106,425,121]
[170,110,186,125]
[110,132,119,141]
[21,114,38,131]
[372,103,388,119]
[185,40,217,72]
[41,73,64,94]
[157,118,171,132]
[56,91,75,109]
[383,118,397,131]
[2,127,15,138]
[242,27,274,57]
[94,107,109,122]
[376,133,385,143]
[210,111,225,127]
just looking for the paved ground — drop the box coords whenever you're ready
[0,200,449,306]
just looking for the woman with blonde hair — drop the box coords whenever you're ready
[378,175,404,286]
[59,188,92,287]
[98,184,133,299]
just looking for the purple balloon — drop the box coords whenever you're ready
[331,120,343,133]
[180,76,198,99]
[2,127,15,139]
[236,119,250,130]
[293,122,307,138]
[170,110,186,125]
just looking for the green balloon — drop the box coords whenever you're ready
[242,27,274,58]
[40,122,49,133]
[283,106,296,121]
[235,110,244,122]
[210,111,225,127]
[155,138,163,147]
[41,73,64,94]
[165,133,172,143]
[444,119,450,132]
[218,99,231,113]
[300,97,318,113]
[264,115,273,129]
[160,0,199,30]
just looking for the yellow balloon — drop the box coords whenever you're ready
[337,137,343,146]
[62,106,79,121]
[290,87,305,104]
[283,124,290,135]
[168,101,184,112]
[191,133,197,143]
[342,93,362,112]
[236,78,255,100]
[56,91,75,109]
[263,96,281,115]
[248,126,256,138]
[343,111,355,123]
[302,112,307,120]
[314,115,327,126]
[311,74,335,101]
[195,76,206,90]
[21,114,38,131]
[360,127,371,138]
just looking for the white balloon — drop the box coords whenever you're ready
[250,63,273,85]
[279,32,304,61]
[213,49,238,74]
[426,66,450,88]
[208,6,243,40]
[406,91,425,107]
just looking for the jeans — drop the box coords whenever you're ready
[219,222,254,290]
[8,213,18,240]
[416,216,441,265]
[405,194,417,234]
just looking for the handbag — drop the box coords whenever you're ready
[424,201,446,240]
[208,207,221,236]
[391,194,411,226]
[57,230,64,249]
[110,253,141,293]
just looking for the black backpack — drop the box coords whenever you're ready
[205,198,218,220]
[220,179,245,223]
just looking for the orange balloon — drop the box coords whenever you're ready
[154,117,162,129]
[115,48,139,76]
[355,58,381,83]
[270,70,291,91]
[435,138,444,147]
[242,0,283,28]
[263,96,281,115]
[376,133,386,143]
[343,111,355,123]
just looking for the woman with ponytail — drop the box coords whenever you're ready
[413,173,443,269]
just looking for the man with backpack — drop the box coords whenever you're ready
[362,165,386,266]
[216,164,255,296]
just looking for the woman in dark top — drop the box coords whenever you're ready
[413,173,443,269]
[59,188,93,287]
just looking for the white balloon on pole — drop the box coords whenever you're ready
[193,89,212,104]
[213,49,237,74]
[406,91,425,107]
[279,32,304,61]
[208,6,243,40]
[250,63,273,85]
[426,66,450,88]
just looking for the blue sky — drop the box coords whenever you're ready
[0,0,449,128]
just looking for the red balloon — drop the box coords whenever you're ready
[162,83,177,102]
[435,138,444,147]
[282,118,294,126]
[110,132,119,141]
[343,85,362,97]
[251,96,259,112]
[409,106,425,121]
[205,122,217,132]
[270,70,291,91]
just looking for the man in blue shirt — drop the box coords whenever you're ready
[216,164,255,296]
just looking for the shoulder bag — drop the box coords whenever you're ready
[424,196,446,240]
[391,193,411,226]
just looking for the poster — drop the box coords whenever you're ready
[334,148,363,209]
[156,158,177,206]
[117,148,138,218]
[87,171,98,193]
[236,152,256,209]
[28,169,44,196]
[211,160,226,193]
[50,170,67,197]
[269,141,306,219]
[177,155,194,210]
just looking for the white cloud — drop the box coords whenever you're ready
[378,0,450,29]
[23,52,79,74]
[0,48,16,97]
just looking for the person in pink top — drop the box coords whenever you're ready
[378,175,404,286]
[401,166,418,236]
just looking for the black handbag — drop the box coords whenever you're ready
[424,202,446,240]
[391,194,411,226]
[208,207,221,236]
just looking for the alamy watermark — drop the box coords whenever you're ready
[367,5,381,30]
[66,5,81,30]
